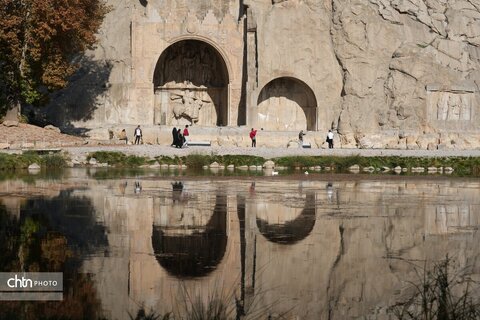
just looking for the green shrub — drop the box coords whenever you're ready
[87,151,147,167]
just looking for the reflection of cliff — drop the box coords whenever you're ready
[152,195,228,278]
[256,193,316,244]
[9,178,476,320]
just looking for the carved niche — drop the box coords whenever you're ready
[427,84,476,122]
[153,40,228,126]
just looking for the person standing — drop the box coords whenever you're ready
[176,128,184,148]
[171,127,177,147]
[249,128,257,147]
[298,130,306,148]
[134,125,142,145]
[183,125,190,147]
[327,129,334,149]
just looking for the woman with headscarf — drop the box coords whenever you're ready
[176,128,184,148]
[171,127,177,147]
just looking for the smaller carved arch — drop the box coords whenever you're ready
[257,77,317,131]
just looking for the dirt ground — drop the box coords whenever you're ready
[0,123,84,147]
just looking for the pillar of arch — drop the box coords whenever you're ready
[256,77,317,131]
[153,39,230,127]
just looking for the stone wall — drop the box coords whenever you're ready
[42,0,480,149]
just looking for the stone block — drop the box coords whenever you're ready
[2,120,18,127]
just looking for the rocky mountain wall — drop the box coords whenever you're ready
[42,0,480,149]
[330,0,480,147]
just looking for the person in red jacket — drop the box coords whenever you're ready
[183,125,189,147]
[249,128,257,147]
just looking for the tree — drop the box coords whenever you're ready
[0,0,108,117]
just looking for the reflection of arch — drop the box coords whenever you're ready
[151,195,227,278]
[257,77,317,131]
[256,194,316,245]
[153,40,229,126]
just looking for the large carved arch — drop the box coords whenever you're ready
[256,77,317,131]
[153,39,229,126]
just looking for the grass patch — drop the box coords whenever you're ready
[0,152,66,170]
[272,156,480,175]
[156,154,266,169]
[87,151,148,167]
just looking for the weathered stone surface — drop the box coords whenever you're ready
[38,0,480,149]
[28,163,41,170]
[0,143,10,149]
[44,125,61,133]
[209,162,220,169]
[89,158,97,165]
[2,120,19,127]
[263,160,275,169]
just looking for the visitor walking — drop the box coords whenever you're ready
[298,130,306,148]
[171,127,177,147]
[250,128,257,147]
[183,125,190,147]
[327,129,334,149]
[134,125,142,145]
[176,128,184,148]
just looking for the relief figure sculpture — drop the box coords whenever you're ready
[447,94,461,120]
[436,92,472,121]
[436,93,448,120]
[170,89,212,124]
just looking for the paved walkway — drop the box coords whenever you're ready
[60,145,480,159]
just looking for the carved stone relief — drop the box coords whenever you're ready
[427,87,474,122]
[169,87,213,124]
[435,92,472,121]
[153,40,228,126]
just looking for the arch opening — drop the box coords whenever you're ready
[153,40,229,126]
[257,77,317,131]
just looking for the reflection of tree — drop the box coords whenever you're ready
[0,192,108,319]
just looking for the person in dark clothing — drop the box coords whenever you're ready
[134,125,142,145]
[176,128,184,148]
[171,127,177,147]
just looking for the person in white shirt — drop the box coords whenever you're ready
[134,125,142,145]
[327,129,334,149]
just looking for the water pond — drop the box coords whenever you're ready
[0,168,479,319]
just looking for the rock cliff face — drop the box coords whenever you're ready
[330,0,480,148]
[44,0,480,149]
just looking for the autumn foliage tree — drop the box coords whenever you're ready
[0,0,108,117]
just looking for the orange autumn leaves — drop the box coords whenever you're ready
[0,0,108,106]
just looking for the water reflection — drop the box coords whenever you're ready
[255,193,316,244]
[0,174,479,320]
[0,188,107,319]
[152,192,228,278]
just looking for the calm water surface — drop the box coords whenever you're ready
[0,169,479,319]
